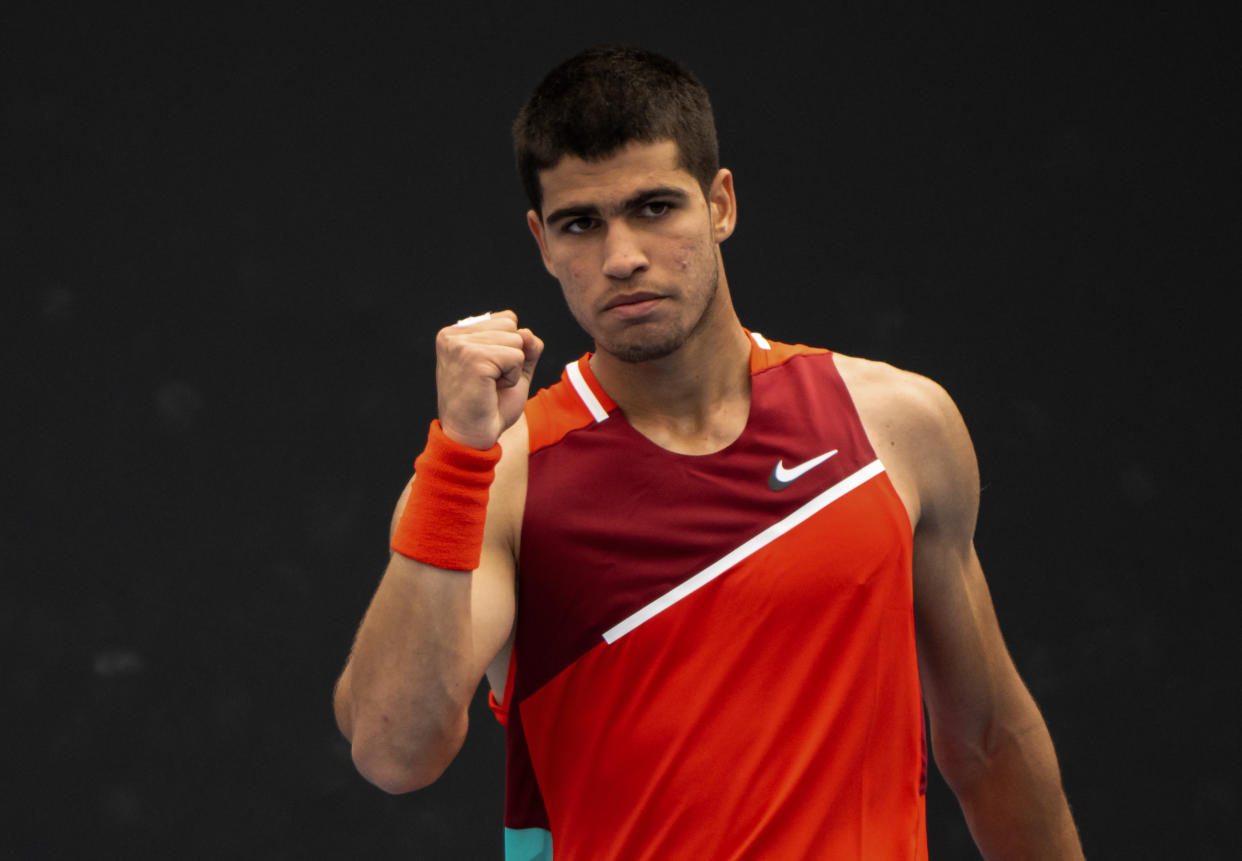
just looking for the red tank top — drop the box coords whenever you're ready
[493,334,927,860]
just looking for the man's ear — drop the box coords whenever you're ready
[527,210,556,276]
[708,169,737,242]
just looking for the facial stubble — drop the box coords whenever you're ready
[604,253,721,364]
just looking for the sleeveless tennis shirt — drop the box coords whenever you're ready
[491,334,927,860]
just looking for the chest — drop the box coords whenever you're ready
[515,354,911,696]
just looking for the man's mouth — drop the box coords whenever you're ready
[606,291,665,311]
[603,292,664,321]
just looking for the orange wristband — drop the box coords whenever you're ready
[390,420,502,571]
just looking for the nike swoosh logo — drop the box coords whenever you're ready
[768,450,839,491]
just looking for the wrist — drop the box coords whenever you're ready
[436,418,498,453]
[390,420,501,571]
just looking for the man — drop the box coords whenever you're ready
[334,46,1083,859]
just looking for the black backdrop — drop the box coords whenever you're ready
[5,3,1237,859]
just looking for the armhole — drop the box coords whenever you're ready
[831,353,919,536]
[487,645,518,727]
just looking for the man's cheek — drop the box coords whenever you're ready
[674,236,707,272]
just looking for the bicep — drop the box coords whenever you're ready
[914,536,1028,748]
[907,385,1041,783]
[472,522,516,694]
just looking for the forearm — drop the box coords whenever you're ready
[335,311,534,793]
[939,712,1083,860]
[339,553,479,793]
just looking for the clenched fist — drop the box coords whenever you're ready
[435,310,544,450]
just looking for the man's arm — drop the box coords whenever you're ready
[903,373,1083,858]
[332,311,541,794]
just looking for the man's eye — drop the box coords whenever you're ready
[564,217,595,234]
[640,201,670,217]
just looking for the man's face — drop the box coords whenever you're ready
[527,140,735,363]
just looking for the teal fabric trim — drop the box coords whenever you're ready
[504,826,553,860]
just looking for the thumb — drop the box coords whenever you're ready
[496,329,543,429]
[518,328,544,384]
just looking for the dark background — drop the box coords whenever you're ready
[4,3,1237,858]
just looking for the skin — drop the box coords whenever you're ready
[334,140,1083,858]
[526,140,752,454]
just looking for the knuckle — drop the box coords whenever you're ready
[435,327,459,350]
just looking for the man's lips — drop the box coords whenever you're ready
[603,291,663,310]
[603,292,664,320]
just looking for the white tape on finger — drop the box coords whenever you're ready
[455,312,493,327]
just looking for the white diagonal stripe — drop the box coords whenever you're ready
[750,331,771,350]
[566,360,609,423]
[602,458,886,644]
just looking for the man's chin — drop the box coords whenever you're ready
[603,330,687,364]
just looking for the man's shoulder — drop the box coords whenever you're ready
[488,416,531,551]
[832,353,977,528]
[833,352,958,427]
[521,354,612,454]
[496,415,531,494]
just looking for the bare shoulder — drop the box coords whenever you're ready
[497,412,531,462]
[490,414,531,554]
[832,353,959,434]
[833,353,979,533]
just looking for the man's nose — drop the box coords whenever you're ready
[601,222,649,279]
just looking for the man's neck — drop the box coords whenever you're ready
[589,298,752,456]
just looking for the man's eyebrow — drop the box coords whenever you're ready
[544,186,690,225]
[623,186,689,209]
[543,203,600,226]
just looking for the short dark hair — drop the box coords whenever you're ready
[513,45,720,214]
